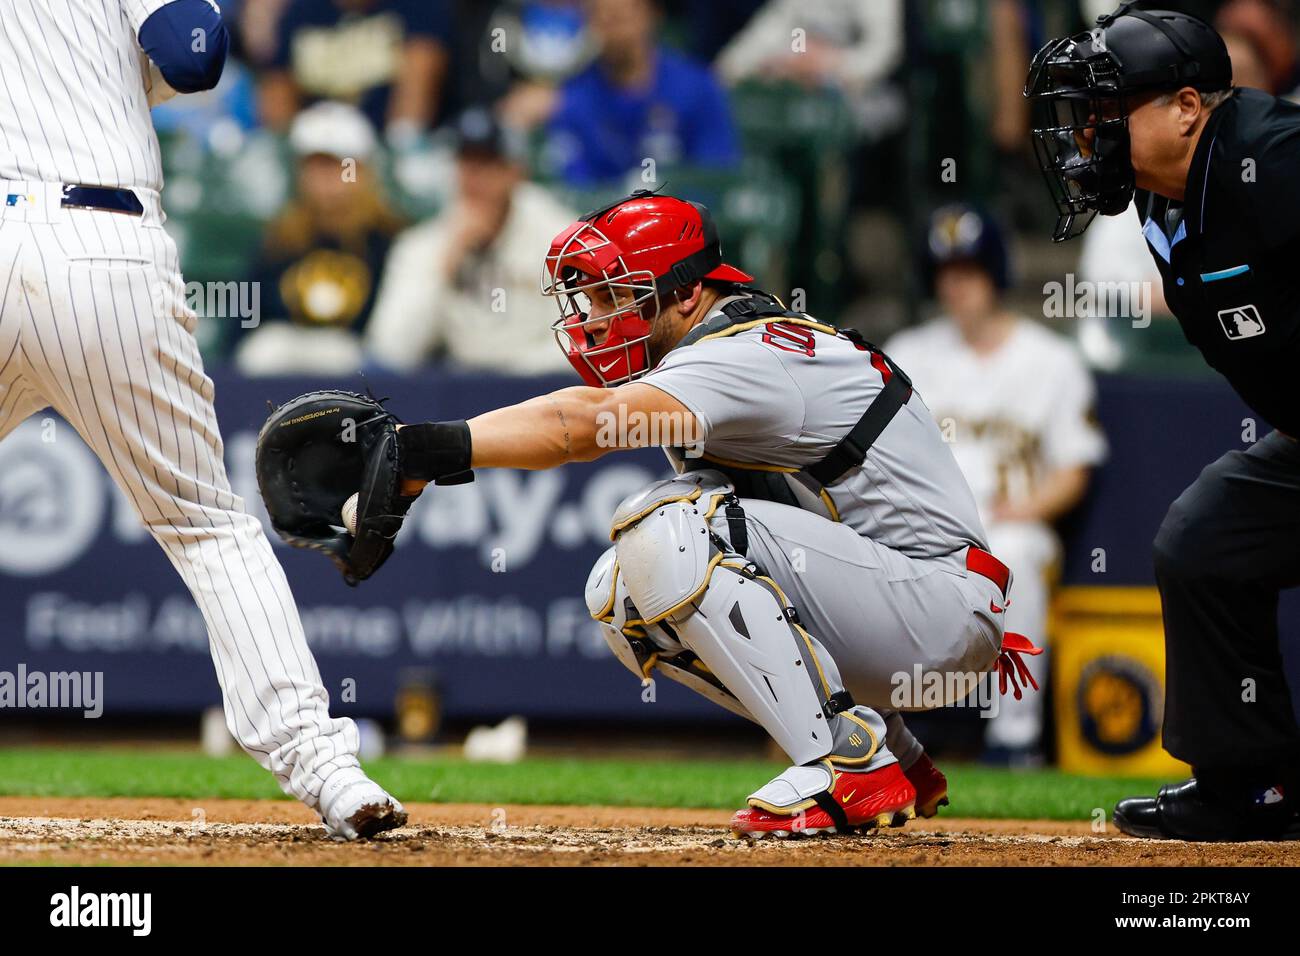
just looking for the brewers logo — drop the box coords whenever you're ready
[1077,656,1161,756]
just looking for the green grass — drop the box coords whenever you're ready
[0,748,1172,821]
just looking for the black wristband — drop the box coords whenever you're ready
[398,420,474,485]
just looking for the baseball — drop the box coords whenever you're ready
[341,492,359,534]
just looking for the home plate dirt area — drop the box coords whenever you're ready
[1,797,1296,866]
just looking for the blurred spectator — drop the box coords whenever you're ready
[366,109,577,374]
[151,61,260,145]
[235,102,407,376]
[259,0,453,141]
[715,0,903,134]
[235,0,294,67]
[542,0,741,184]
[1216,0,1300,98]
[496,1,593,82]
[490,0,594,129]
[681,0,767,62]
[1222,28,1273,93]
[886,205,1107,766]
[1075,205,1173,370]
[988,0,1033,155]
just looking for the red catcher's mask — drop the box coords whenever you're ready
[541,191,752,387]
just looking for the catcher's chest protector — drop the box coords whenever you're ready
[669,291,913,514]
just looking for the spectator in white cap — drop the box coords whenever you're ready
[235,101,408,375]
[365,107,577,374]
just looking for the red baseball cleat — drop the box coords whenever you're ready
[730,762,917,838]
[904,752,950,818]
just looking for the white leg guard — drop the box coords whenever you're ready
[585,545,755,722]
[606,473,889,770]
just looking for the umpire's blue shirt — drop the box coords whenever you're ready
[1136,88,1300,435]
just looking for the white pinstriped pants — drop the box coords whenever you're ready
[0,182,360,808]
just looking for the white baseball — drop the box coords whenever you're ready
[341,493,360,534]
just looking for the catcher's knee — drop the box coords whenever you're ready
[585,540,756,721]
[606,472,881,768]
[607,471,735,620]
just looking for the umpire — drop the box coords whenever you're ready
[1026,2,1300,840]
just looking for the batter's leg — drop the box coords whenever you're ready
[0,222,46,441]
[18,215,397,831]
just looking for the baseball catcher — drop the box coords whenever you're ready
[258,191,1038,836]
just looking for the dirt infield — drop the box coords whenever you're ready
[1,796,1295,866]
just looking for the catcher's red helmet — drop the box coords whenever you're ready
[542,190,752,387]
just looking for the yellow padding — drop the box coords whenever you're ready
[608,487,703,540]
[695,315,839,344]
[590,559,620,623]
[818,488,841,522]
[699,451,798,474]
[829,710,880,767]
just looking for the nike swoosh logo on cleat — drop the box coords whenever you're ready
[840,790,856,804]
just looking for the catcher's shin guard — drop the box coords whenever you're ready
[606,473,884,769]
[586,546,754,721]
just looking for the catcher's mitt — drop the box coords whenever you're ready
[255,389,471,585]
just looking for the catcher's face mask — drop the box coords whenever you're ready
[542,191,753,387]
[1025,33,1135,241]
[542,220,659,388]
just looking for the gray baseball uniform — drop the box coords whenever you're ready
[643,300,1006,723]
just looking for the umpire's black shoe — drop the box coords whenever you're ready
[1114,777,1300,842]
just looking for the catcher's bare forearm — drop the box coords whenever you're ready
[468,387,610,470]
[398,383,696,492]
[396,387,606,494]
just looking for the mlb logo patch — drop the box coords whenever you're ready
[1217,304,1265,340]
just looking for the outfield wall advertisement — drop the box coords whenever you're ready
[2,370,1295,722]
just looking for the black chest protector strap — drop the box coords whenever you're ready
[674,289,798,348]
[677,292,913,488]
[805,327,913,486]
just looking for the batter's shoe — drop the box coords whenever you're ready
[318,768,408,841]
[904,752,949,818]
[730,761,916,838]
[1114,777,1300,842]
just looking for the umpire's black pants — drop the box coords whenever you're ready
[1154,430,1300,771]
